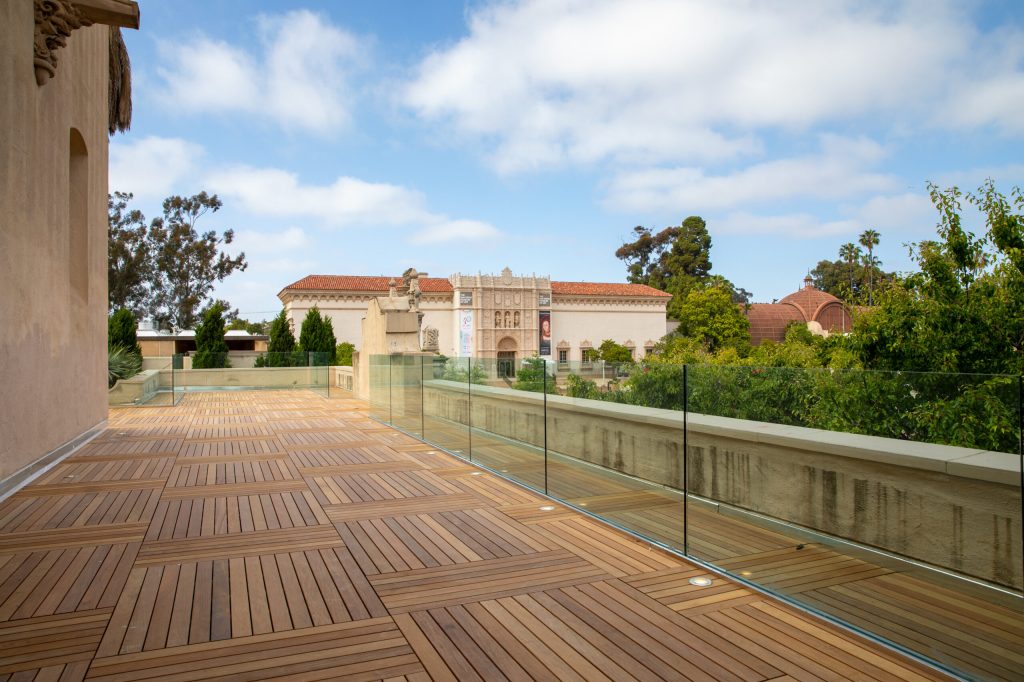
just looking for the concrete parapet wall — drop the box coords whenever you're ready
[334,366,354,391]
[108,370,161,406]
[157,367,327,389]
[421,380,1022,588]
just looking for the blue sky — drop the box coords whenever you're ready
[112,0,1024,320]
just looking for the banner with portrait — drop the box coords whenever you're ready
[538,311,551,356]
[458,310,474,356]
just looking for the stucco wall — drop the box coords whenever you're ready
[285,295,456,355]
[1,8,111,481]
[551,298,667,360]
[419,380,1022,588]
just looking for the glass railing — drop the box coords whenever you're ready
[369,353,1023,681]
[109,352,331,406]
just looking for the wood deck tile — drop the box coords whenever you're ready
[135,525,343,565]
[87,617,421,681]
[323,493,485,523]
[0,390,959,681]
[368,549,609,613]
[0,609,110,678]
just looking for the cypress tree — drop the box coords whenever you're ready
[299,307,337,366]
[192,303,229,369]
[108,308,141,355]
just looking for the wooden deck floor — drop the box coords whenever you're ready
[0,390,957,681]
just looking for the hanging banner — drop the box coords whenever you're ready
[459,310,474,356]
[538,311,551,356]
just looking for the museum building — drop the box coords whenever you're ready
[278,268,671,365]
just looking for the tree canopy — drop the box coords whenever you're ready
[615,217,712,293]
[671,282,751,352]
[108,192,152,316]
[597,339,633,363]
[108,192,247,331]
[854,180,1024,376]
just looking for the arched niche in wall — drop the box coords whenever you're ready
[69,128,89,303]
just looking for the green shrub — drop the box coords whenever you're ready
[335,341,355,366]
[108,345,142,388]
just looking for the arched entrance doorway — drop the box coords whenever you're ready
[496,337,517,378]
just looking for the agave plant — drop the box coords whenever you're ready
[108,345,142,388]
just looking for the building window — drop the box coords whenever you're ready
[645,345,655,357]
[558,349,568,364]
[581,348,596,364]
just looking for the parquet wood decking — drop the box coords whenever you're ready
[0,390,965,681]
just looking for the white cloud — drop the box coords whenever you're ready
[109,136,203,199]
[233,226,310,254]
[156,10,363,134]
[605,135,896,212]
[714,191,935,239]
[206,165,500,245]
[206,166,431,227]
[715,212,859,238]
[405,0,1023,172]
[411,220,501,244]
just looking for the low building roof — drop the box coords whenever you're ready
[550,281,671,298]
[280,275,671,299]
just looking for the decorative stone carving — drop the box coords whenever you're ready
[34,0,92,86]
[399,268,427,312]
[422,326,439,352]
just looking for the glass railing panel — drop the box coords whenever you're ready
[389,354,424,437]
[422,356,472,459]
[684,364,1023,680]
[465,356,547,492]
[367,354,391,423]
[547,360,687,552]
[108,355,179,406]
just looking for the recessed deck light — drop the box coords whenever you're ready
[539,505,556,511]
[688,576,713,587]
[470,471,482,476]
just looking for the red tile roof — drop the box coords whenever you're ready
[281,275,453,294]
[280,275,672,299]
[550,281,672,298]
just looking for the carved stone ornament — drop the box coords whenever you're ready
[422,326,440,352]
[34,0,92,86]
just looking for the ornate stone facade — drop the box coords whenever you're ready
[279,269,671,362]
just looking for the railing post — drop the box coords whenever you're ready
[467,358,473,463]
[543,359,549,496]
[683,363,689,557]
[388,355,392,424]
[1019,374,1023,596]
[420,356,425,439]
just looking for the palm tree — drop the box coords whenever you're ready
[859,229,880,305]
[838,242,861,300]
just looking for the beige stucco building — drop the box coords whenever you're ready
[1,1,139,487]
[279,268,671,369]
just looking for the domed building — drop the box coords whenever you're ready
[746,276,853,345]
